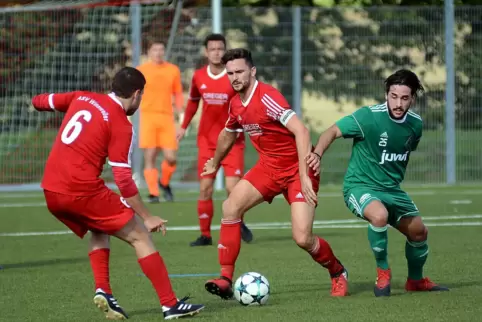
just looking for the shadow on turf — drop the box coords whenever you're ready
[1,257,86,269]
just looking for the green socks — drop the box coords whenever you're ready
[405,239,429,280]
[368,224,389,270]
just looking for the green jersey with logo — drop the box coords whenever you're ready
[335,103,422,191]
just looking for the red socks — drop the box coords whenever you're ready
[198,199,214,237]
[138,252,177,307]
[309,236,344,276]
[218,219,242,281]
[89,248,112,294]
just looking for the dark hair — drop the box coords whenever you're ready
[148,39,166,48]
[203,33,226,48]
[111,67,146,98]
[384,69,425,97]
[221,48,254,67]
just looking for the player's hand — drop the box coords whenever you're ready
[301,174,318,207]
[201,158,218,176]
[176,128,186,142]
[305,152,322,176]
[144,216,168,235]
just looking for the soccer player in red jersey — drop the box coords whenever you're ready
[177,34,253,246]
[31,67,204,320]
[202,49,349,298]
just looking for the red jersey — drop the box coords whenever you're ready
[225,81,298,172]
[32,91,137,197]
[182,65,244,149]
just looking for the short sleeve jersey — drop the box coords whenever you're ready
[189,66,244,149]
[335,102,423,190]
[42,92,134,196]
[225,81,298,172]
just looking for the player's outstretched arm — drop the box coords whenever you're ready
[31,91,82,113]
[306,124,343,175]
[202,129,237,176]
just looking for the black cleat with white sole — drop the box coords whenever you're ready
[162,296,204,320]
[93,288,128,320]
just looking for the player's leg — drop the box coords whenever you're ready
[391,191,449,292]
[286,175,348,297]
[114,216,204,319]
[43,189,129,319]
[190,176,215,246]
[89,232,131,320]
[190,150,216,246]
[140,121,161,203]
[344,187,391,297]
[225,176,253,243]
[158,122,178,202]
[205,163,276,299]
[223,147,253,243]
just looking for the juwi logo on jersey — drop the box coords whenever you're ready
[379,150,409,164]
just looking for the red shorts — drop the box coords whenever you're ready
[243,162,320,205]
[43,188,135,238]
[197,145,245,179]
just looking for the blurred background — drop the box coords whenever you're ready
[0,0,479,192]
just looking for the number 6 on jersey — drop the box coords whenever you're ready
[61,110,92,144]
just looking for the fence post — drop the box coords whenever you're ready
[292,6,302,117]
[212,0,225,192]
[130,1,143,188]
[445,0,456,184]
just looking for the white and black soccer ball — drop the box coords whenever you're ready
[233,272,270,306]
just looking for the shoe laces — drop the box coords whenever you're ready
[178,295,191,303]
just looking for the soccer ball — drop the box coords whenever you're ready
[233,272,270,306]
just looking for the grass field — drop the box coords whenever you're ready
[1,185,482,321]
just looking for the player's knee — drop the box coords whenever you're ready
[199,184,214,200]
[292,231,313,250]
[222,198,242,221]
[165,157,177,166]
[365,207,389,227]
[408,225,428,242]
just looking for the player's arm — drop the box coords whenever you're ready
[210,104,243,168]
[313,107,367,158]
[172,66,184,114]
[284,113,312,177]
[180,74,201,130]
[411,124,423,151]
[31,91,83,113]
[212,129,238,169]
[107,125,152,220]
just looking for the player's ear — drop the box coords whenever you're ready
[251,66,257,77]
[385,93,388,101]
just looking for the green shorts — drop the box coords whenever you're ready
[343,186,419,227]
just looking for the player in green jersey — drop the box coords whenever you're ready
[306,69,448,297]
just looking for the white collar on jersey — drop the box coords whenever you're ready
[108,92,125,110]
[207,65,227,80]
[241,80,259,107]
[385,102,408,123]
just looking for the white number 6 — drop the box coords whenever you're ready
[61,110,92,144]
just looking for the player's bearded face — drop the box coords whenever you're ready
[386,85,415,120]
[206,41,225,65]
[126,90,143,116]
[226,59,255,93]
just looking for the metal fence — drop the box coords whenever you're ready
[0,2,480,190]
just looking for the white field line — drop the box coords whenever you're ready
[1,215,482,237]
